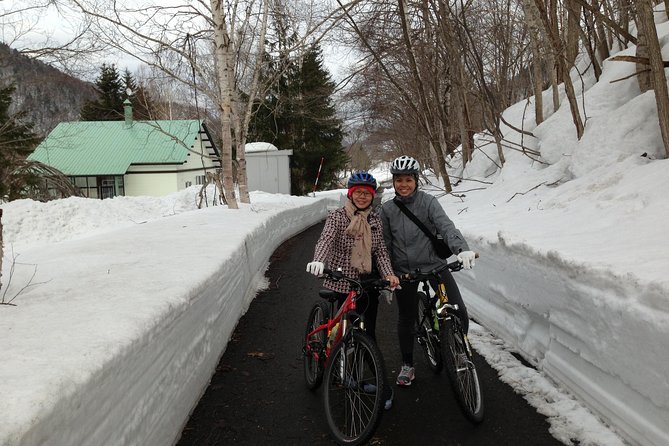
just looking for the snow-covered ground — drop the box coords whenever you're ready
[3,8,669,446]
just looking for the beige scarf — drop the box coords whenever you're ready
[344,200,372,273]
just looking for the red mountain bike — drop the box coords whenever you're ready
[302,269,389,445]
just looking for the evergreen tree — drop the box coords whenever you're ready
[80,64,125,121]
[0,84,41,199]
[249,45,347,195]
[122,69,156,120]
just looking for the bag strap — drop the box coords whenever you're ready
[393,199,439,243]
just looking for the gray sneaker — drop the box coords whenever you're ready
[396,364,415,386]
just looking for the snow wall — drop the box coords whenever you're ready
[458,235,669,446]
[2,198,333,446]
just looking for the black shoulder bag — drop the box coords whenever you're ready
[394,199,452,259]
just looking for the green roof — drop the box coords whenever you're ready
[29,120,206,176]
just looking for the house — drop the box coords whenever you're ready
[28,100,220,199]
[244,142,293,195]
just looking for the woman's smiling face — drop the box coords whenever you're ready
[351,188,374,208]
[393,174,416,197]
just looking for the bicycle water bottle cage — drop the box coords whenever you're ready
[319,289,340,303]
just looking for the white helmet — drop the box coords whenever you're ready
[390,155,420,175]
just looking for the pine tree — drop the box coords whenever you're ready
[123,69,156,120]
[249,45,347,195]
[80,64,125,121]
[0,84,41,199]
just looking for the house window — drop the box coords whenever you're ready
[185,181,192,188]
[195,175,206,185]
[70,176,98,198]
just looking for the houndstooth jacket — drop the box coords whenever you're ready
[313,207,395,294]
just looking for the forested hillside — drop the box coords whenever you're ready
[0,43,97,136]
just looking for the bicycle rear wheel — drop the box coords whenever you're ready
[303,301,330,390]
[443,317,484,424]
[323,330,386,445]
[416,292,443,373]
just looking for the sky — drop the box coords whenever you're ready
[2,5,669,446]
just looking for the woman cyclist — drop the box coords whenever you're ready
[306,171,399,410]
[379,155,476,387]
[306,171,399,341]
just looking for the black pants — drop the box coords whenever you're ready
[395,268,468,366]
[334,289,380,341]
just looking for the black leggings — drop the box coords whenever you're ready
[395,269,468,366]
[334,289,380,342]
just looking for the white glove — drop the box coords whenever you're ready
[380,289,393,305]
[306,261,324,276]
[457,251,476,269]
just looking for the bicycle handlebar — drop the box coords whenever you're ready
[321,268,391,290]
[399,252,480,282]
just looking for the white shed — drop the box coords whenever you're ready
[244,142,293,194]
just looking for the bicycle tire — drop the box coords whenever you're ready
[323,330,386,445]
[303,301,330,390]
[443,317,485,424]
[416,292,443,373]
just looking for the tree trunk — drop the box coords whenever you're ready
[638,0,669,157]
[210,0,238,209]
[457,63,474,167]
[566,0,581,67]
[0,209,3,293]
[493,129,506,166]
[523,0,545,124]
[635,9,652,93]
[234,0,269,204]
[562,63,585,139]
[593,0,610,62]
[533,0,561,111]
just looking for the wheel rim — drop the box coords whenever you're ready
[326,337,380,440]
[305,306,325,382]
[448,331,482,414]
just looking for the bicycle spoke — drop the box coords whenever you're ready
[324,331,385,445]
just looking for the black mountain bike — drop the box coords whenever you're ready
[400,259,485,424]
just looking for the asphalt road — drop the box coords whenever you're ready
[176,222,565,446]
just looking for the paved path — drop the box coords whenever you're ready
[177,222,564,445]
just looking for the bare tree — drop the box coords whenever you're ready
[532,0,585,139]
[636,0,669,157]
[522,0,545,124]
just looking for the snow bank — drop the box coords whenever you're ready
[0,196,334,446]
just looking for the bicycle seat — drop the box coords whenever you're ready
[319,289,340,303]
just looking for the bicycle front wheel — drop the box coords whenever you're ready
[443,317,484,424]
[303,301,330,390]
[323,330,386,445]
[417,292,443,373]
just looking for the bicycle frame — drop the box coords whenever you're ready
[304,269,387,364]
[304,287,358,362]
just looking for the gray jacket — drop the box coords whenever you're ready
[379,189,469,274]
